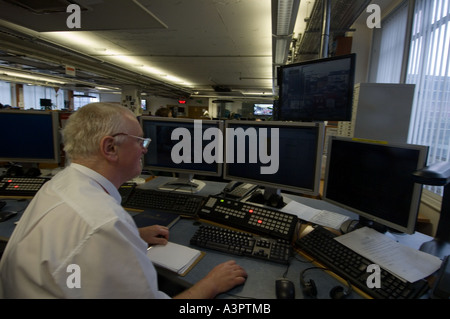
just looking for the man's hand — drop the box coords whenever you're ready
[139,225,169,245]
[174,260,247,299]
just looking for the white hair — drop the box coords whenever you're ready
[62,102,136,160]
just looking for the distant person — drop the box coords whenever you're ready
[0,102,247,298]
[155,107,172,117]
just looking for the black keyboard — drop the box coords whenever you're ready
[0,177,48,196]
[295,226,430,299]
[118,182,137,203]
[197,196,298,241]
[123,188,205,217]
[190,225,292,264]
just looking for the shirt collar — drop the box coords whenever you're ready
[70,163,122,204]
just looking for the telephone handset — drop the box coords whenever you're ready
[223,181,257,199]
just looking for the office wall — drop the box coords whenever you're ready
[349,21,372,84]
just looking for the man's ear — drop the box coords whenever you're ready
[100,136,118,161]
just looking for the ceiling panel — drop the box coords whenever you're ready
[0,0,392,100]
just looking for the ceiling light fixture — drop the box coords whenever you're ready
[272,0,301,66]
[1,70,66,84]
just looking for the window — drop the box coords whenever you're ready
[73,92,99,110]
[369,1,410,83]
[407,0,450,195]
[23,85,64,110]
[0,81,12,106]
[370,0,450,196]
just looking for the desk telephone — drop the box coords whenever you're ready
[223,181,257,199]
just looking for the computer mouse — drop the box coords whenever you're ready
[275,278,295,299]
[0,211,17,223]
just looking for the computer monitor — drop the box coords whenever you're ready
[277,53,356,122]
[223,120,325,207]
[323,137,429,235]
[0,110,60,164]
[253,103,273,116]
[40,99,52,108]
[140,117,224,193]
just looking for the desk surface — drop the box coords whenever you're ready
[0,176,434,299]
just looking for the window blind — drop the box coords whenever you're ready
[371,1,409,83]
[407,0,450,195]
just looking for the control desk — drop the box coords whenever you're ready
[0,176,437,299]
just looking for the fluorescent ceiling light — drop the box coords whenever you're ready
[43,31,193,87]
[1,70,66,84]
[277,0,295,35]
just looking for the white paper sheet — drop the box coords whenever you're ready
[147,242,201,274]
[281,200,349,230]
[335,227,442,283]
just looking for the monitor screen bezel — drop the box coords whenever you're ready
[277,53,356,122]
[322,136,429,234]
[223,120,325,196]
[139,116,224,178]
[0,110,60,164]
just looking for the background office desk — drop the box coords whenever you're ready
[0,176,434,299]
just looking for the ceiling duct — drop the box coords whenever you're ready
[295,0,371,62]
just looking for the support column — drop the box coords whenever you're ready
[121,85,142,116]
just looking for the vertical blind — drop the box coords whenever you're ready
[372,1,409,83]
[23,85,65,110]
[407,0,450,194]
[0,81,12,106]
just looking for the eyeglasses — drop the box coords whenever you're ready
[112,133,151,149]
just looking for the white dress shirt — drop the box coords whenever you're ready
[0,163,170,299]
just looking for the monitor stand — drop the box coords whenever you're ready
[158,173,205,194]
[339,217,397,240]
[419,183,450,259]
[247,187,286,209]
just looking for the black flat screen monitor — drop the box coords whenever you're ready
[323,137,429,234]
[0,110,60,164]
[277,53,356,122]
[40,99,52,108]
[223,120,325,205]
[140,117,224,193]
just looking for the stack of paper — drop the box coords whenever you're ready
[282,200,349,230]
[147,242,203,276]
[335,227,442,283]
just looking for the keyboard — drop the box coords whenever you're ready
[197,196,298,241]
[118,182,137,203]
[122,188,205,217]
[0,177,49,196]
[190,225,292,264]
[295,226,430,299]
